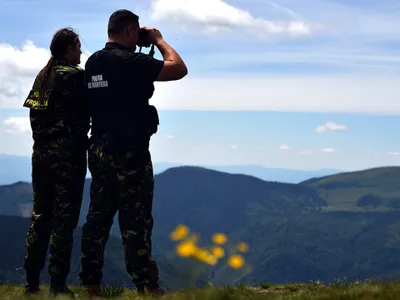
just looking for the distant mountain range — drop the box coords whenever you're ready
[2,165,400,289]
[0,154,342,185]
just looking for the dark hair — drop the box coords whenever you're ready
[108,9,139,37]
[38,27,80,103]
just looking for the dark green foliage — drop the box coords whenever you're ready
[386,198,400,209]
[356,194,382,208]
[0,181,32,216]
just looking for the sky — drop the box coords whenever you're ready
[1,0,400,171]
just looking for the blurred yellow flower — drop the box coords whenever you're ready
[176,240,196,257]
[170,224,189,241]
[193,248,218,265]
[212,233,227,245]
[228,254,245,269]
[236,242,249,253]
[211,246,225,258]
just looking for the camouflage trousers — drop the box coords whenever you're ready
[79,140,159,288]
[24,142,87,286]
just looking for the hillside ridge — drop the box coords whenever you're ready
[157,165,283,183]
[300,166,400,185]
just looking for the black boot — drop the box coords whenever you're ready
[146,283,167,297]
[136,282,167,297]
[24,284,41,295]
[147,260,167,296]
[135,261,167,296]
[136,284,145,296]
[25,272,41,295]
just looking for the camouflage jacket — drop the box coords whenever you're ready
[23,59,90,149]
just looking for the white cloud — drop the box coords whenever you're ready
[149,75,400,115]
[3,117,31,134]
[238,0,400,41]
[389,152,400,156]
[0,41,90,109]
[150,0,317,38]
[165,134,175,139]
[231,145,238,149]
[280,144,291,150]
[0,116,33,156]
[315,121,347,133]
[321,148,336,153]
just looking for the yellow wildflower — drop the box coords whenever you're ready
[228,254,244,269]
[176,240,196,257]
[194,248,217,265]
[236,242,249,253]
[170,224,189,241]
[212,233,227,245]
[211,246,225,258]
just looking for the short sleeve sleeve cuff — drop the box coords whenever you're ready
[124,52,164,83]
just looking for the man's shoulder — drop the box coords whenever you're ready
[85,49,105,66]
[85,47,150,62]
[87,49,103,59]
[121,51,152,62]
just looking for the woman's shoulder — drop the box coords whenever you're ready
[54,63,84,75]
[52,63,85,85]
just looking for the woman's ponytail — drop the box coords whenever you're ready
[38,56,55,104]
[37,27,80,104]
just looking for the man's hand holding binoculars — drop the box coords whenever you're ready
[137,25,187,81]
[137,26,163,47]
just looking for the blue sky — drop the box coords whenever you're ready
[1,0,400,171]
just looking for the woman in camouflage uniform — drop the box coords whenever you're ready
[22,27,90,297]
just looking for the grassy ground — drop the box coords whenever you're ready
[2,280,400,299]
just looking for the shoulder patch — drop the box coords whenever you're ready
[23,89,48,110]
[23,75,48,110]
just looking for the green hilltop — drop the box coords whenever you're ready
[301,166,400,211]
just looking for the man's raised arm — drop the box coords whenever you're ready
[144,27,188,82]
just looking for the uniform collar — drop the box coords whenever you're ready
[105,42,130,50]
[53,57,75,67]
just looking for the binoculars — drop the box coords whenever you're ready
[137,28,151,48]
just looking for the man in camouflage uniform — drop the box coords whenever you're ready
[79,9,187,297]
[23,49,89,297]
